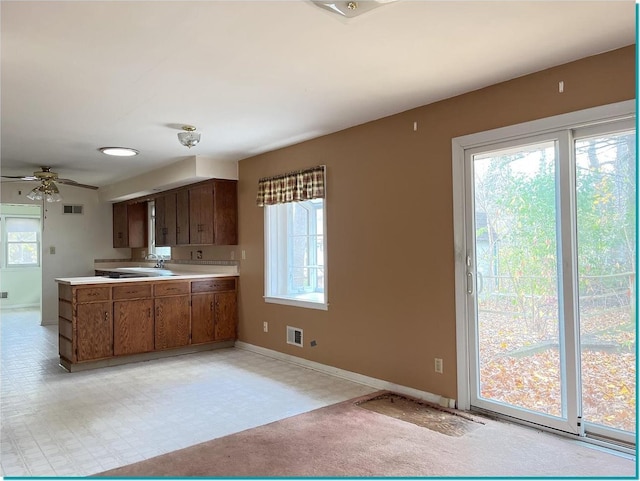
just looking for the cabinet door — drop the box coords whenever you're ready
[176,189,190,245]
[189,184,214,245]
[214,291,237,341]
[113,202,128,248]
[77,302,113,361]
[213,180,238,245]
[156,193,177,247]
[155,194,167,247]
[154,296,190,349]
[191,293,215,344]
[114,299,154,355]
[127,202,148,248]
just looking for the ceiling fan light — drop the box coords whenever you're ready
[46,192,62,203]
[178,125,201,148]
[99,147,139,157]
[26,186,44,201]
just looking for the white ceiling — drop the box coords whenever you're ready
[1,1,635,188]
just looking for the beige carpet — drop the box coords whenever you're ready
[98,391,635,478]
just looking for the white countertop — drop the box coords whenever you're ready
[56,272,237,286]
[56,262,238,285]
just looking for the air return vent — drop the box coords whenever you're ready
[62,204,84,214]
[286,326,303,347]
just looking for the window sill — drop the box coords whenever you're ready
[264,296,328,311]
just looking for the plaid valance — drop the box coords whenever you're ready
[256,165,325,207]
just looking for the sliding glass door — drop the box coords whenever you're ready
[465,119,635,444]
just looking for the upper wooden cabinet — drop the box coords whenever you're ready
[155,193,177,247]
[163,179,237,246]
[114,178,237,248]
[189,183,214,245]
[212,179,238,246]
[176,189,190,245]
[113,201,148,248]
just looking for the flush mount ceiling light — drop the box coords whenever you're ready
[311,0,395,18]
[99,147,139,157]
[177,125,201,149]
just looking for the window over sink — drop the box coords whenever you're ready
[148,201,171,259]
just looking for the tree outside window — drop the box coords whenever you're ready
[6,217,40,267]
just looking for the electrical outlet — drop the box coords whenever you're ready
[434,358,443,374]
[263,321,268,333]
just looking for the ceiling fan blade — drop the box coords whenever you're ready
[57,178,99,190]
[1,175,38,180]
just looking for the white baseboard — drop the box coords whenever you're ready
[235,341,455,409]
[0,303,40,310]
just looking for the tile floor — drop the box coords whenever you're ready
[0,308,376,477]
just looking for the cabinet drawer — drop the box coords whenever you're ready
[191,278,237,293]
[113,283,152,300]
[154,282,190,297]
[76,287,110,302]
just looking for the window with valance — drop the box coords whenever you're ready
[259,166,327,310]
[256,165,325,207]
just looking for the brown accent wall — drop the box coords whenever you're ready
[237,45,635,400]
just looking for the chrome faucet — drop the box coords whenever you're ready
[146,253,163,268]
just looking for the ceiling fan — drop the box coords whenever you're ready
[1,166,98,202]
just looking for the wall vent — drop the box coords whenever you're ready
[286,326,303,347]
[62,204,84,214]
[0,292,8,299]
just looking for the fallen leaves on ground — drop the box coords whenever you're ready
[477,304,636,433]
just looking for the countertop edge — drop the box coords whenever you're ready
[56,273,238,285]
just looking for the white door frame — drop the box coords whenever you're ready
[452,99,635,412]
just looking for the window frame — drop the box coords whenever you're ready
[264,197,328,310]
[147,201,171,259]
[3,215,41,268]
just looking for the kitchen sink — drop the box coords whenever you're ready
[112,267,178,277]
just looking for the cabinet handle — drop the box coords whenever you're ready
[210,301,214,311]
[104,311,108,321]
[148,307,151,318]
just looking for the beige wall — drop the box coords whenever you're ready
[1,182,126,324]
[237,45,635,400]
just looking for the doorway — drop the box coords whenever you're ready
[0,203,43,312]
[453,101,636,447]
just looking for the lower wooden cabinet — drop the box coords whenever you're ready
[191,293,216,344]
[114,299,154,356]
[191,278,238,345]
[58,276,238,371]
[155,295,190,350]
[76,301,113,361]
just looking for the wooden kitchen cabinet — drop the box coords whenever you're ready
[154,193,177,247]
[213,179,238,246]
[113,283,154,356]
[154,282,190,350]
[176,189,190,245]
[113,201,148,248]
[188,180,238,246]
[76,300,113,362]
[191,278,237,344]
[58,276,237,371]
[189,183,215,245]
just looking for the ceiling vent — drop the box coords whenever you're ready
[287,326,304,347]
[311,1,396,18]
